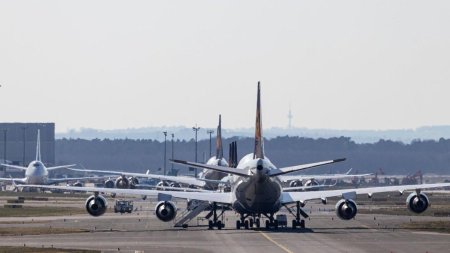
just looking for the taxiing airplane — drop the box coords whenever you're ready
[23,83,450,230]
[0,130,92,186]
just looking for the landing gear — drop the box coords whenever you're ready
[255,218,261,228]
[263,213,278,230]
[285,201,308,229]
[208,202,225,230]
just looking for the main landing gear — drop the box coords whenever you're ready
[206,202,225,230]
[236,214,261,229]
[285,201,308,229]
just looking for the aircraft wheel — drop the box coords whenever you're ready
[292,220,297,229]
[249,218,254,228]
[244,220,249,229]
[256,218,260,228]
[265,220,270,229]
[236,220,241,230]
[208,220,213,230]
[274,220,279,230]
[300,220,305,229]
[217,220,222,230]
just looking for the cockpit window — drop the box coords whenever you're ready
[33,162,40,167]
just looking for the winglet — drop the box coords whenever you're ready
[36,129,41,162]
[253,82,264,159]
[216,114,223,160]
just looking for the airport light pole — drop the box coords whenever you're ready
[163,131,167,176]
[207,129,214,158]
[192,125,200,177]
[171,133,174,174]
[21,126,27,166]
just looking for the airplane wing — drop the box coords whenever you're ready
[282,182,337,192]
[69,168,206,187]
[0,177,27,184]
[268,158,346,177]
[279,172,373,182]
[170,159,250,177]
[46,164,77,171]
[1,164,27,171]
[46,176,107,185]
[20,184,233,204]
[281,183,450,204]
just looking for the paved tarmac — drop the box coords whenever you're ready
[1,198,450,253]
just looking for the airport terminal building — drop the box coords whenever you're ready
[0,123,55,176]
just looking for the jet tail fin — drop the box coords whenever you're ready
[216,115,223,159]
[253,82,264,159]
[36,129,41,162]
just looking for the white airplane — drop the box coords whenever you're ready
[0,130,92,186]
[280,168,373,187]
[23,83,450,230]
[68,115,230,190]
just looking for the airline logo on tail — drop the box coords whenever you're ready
[253,82,264,159]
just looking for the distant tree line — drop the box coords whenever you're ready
[55,136,450,175]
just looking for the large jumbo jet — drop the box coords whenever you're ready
[0,130,92,186]
[23,83,450,230]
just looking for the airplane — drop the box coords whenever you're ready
[22,83,450,230]
[0,130,95,186]
[68,115,230,190]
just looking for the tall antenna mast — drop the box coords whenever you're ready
[288,104,293,129]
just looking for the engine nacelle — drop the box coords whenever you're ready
[169,182,181,188]
[406,192,429,214]
[156,181,169,188]
[289,180,302,187]
[104,179,115,188]
[85,195,108,217]
[115,176,130,189]
[155,201,177,222]
[304,179,319,187]
[335,199,358,220]
[128,177,139,189]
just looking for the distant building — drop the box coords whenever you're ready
[0,123,55,175]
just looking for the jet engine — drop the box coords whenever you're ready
[289,180,302,187]
[85,195,108,217]
[169,182,181,188]
[156,181,169,188]
[115,176,130,189]
[104,179,115,188]
[304,179,319,187]
[335,199,358,220]
[155,201,177,222]
[406,192,429,214]
[128,177,139,189]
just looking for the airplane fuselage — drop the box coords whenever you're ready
[24,161,48,184]
[231,154,283,215]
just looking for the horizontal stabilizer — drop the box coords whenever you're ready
[170,159,250,177]
[268,158,346,177]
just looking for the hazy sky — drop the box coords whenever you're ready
[0,1,449,133]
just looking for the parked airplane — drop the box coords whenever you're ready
[23,83,450,230]
[0,130,92,185]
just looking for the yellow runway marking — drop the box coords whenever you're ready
[259,231,294,253]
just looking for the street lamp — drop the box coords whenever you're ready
[192,125,200,177]
[207,129,214,158]
[171,133,174,174]
[163,131,167,176]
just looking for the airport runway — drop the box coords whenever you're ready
[1,199,450,253]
